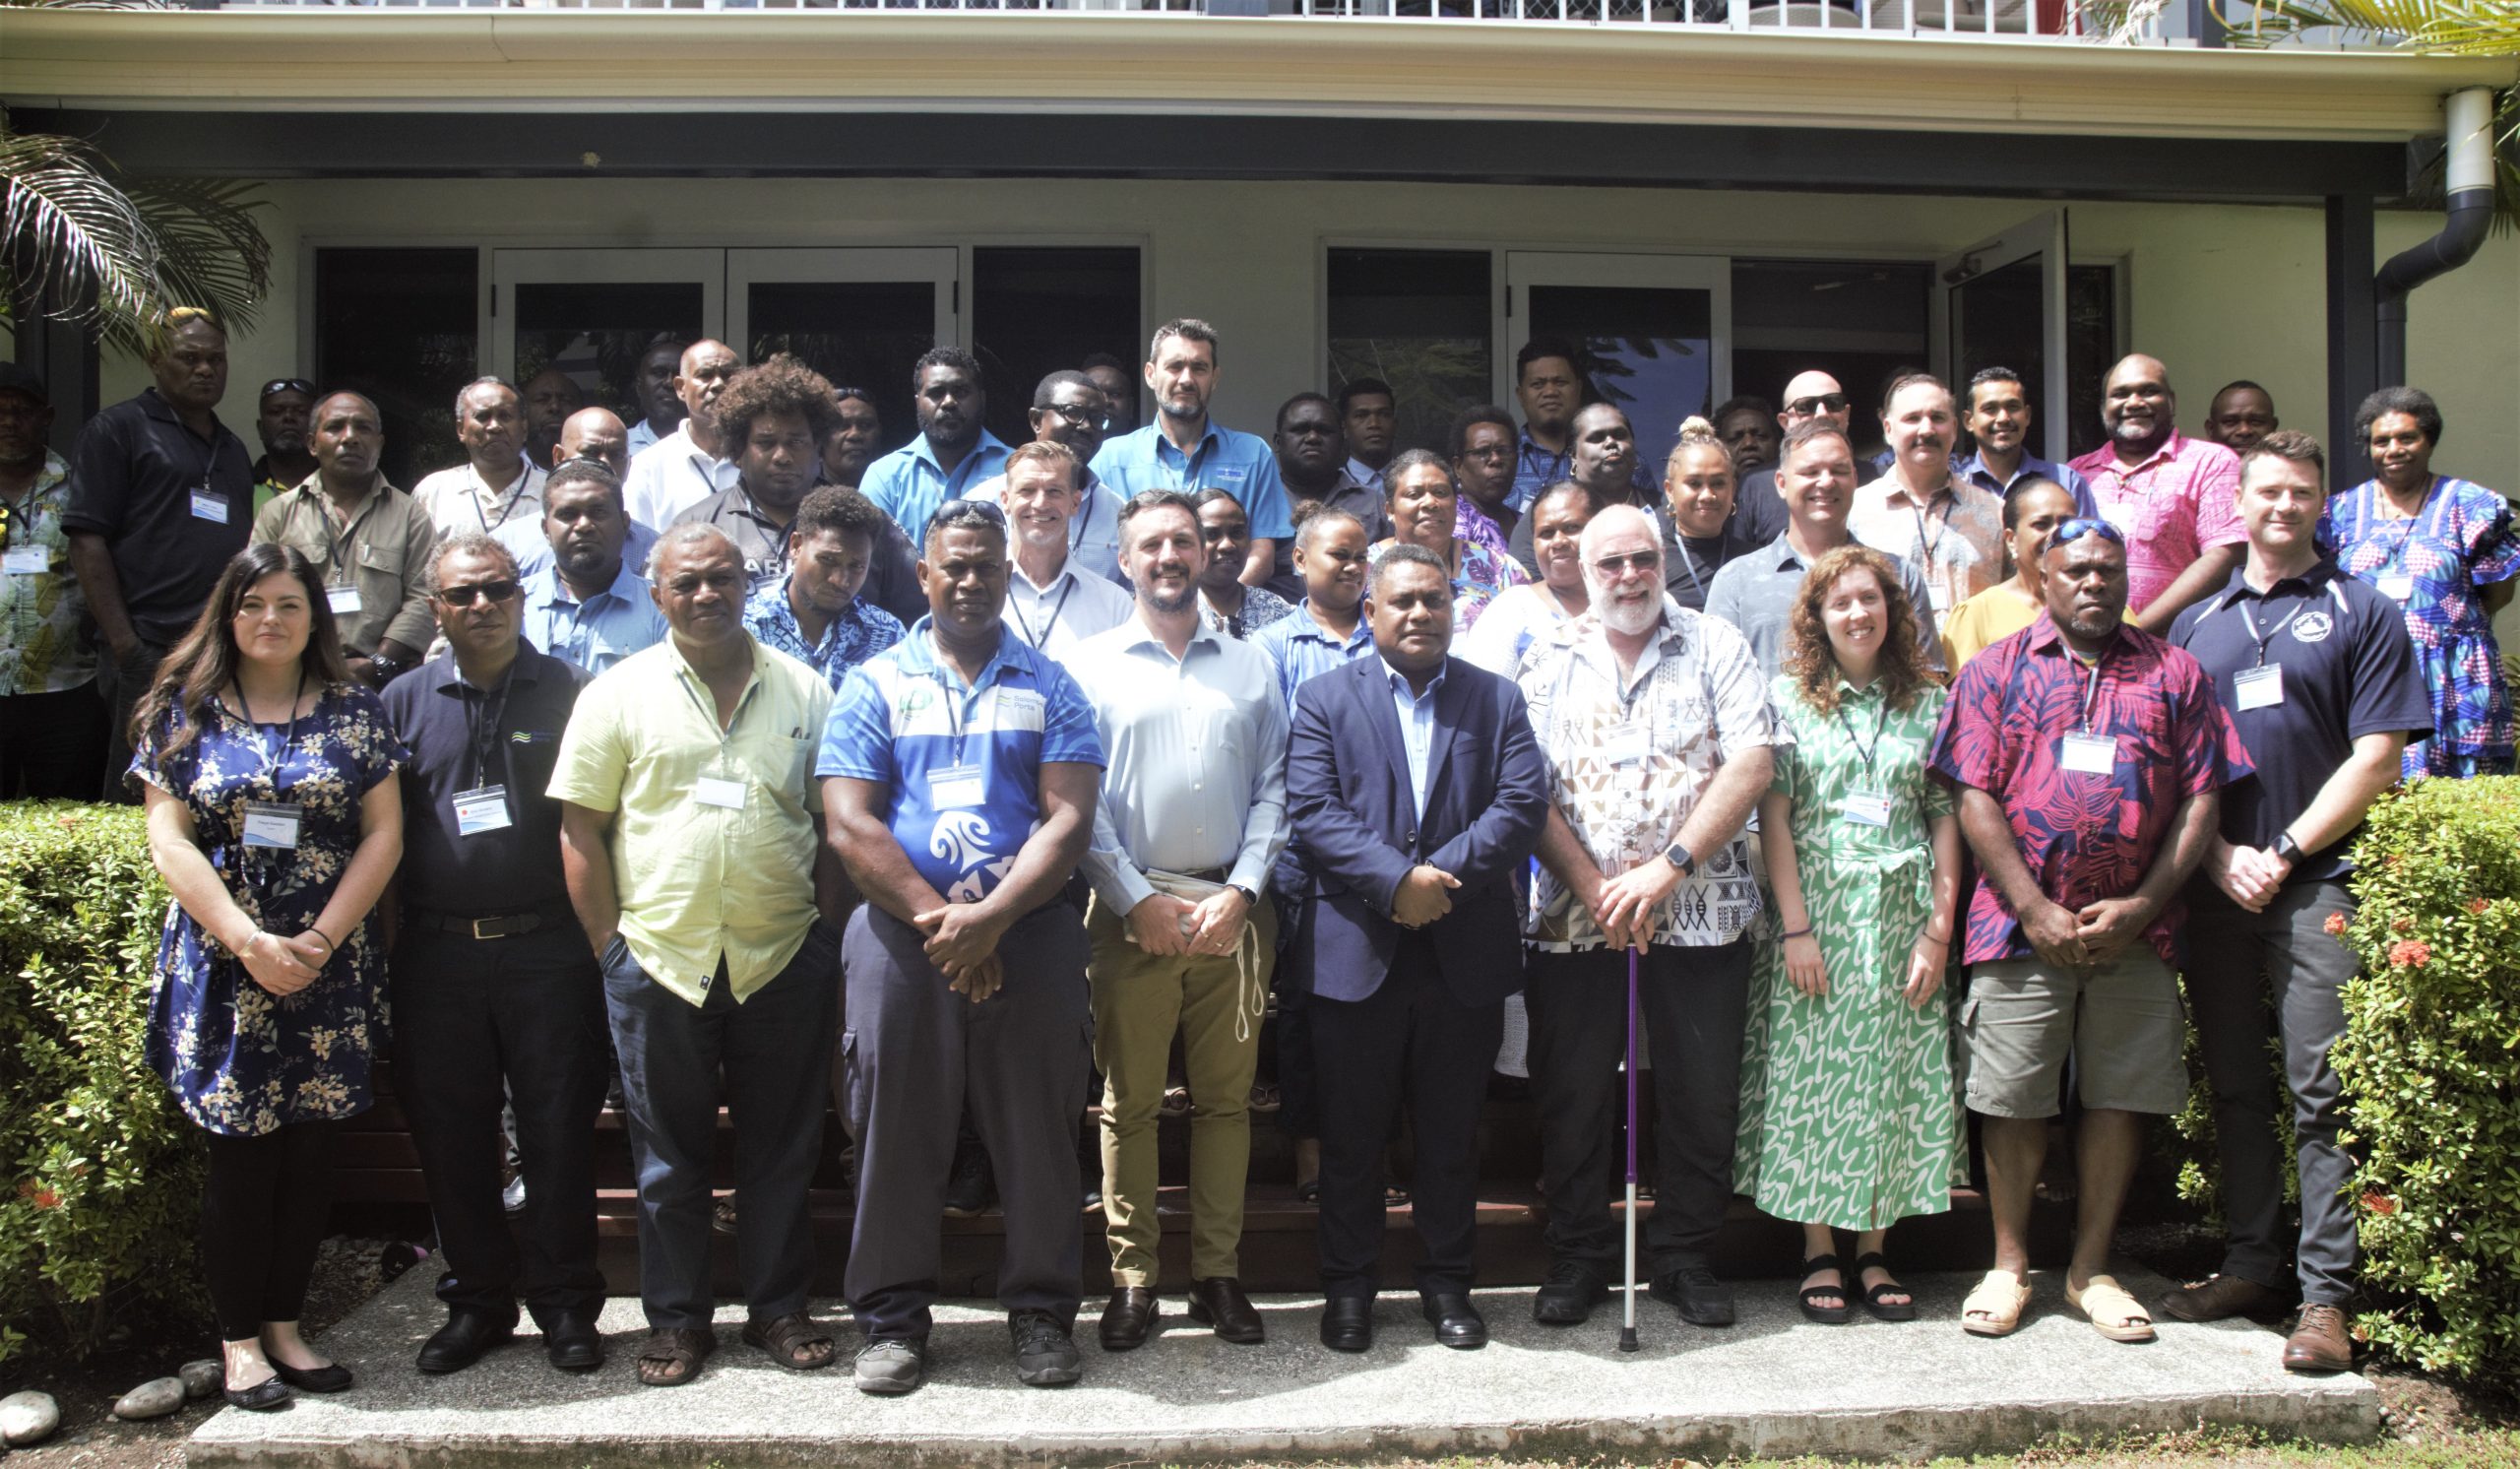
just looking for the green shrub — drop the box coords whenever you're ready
[0,801,208,1363]
[2330,778,2520,1384]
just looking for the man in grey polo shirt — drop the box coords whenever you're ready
[1702,420,1941,677]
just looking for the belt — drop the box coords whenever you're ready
[1179,866,1230,884]
[409,899,577,941]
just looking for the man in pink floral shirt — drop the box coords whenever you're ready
[2068,354,2245,634]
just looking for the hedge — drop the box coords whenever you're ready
[0,801,207,1364]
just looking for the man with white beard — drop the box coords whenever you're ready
[1515,503,1785,1332]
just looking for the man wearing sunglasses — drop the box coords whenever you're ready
[1730,370,1856,546]
[1930,514,2250,1347]
[251,377,319,519]
[381,533,607,1378]
[969,371,1124,584]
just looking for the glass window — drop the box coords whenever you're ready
[313,248,479,490]
[973,246,1141,450]
[1731,259,1931,465]
[749,280,939,462]
[1327,248,1491,459]
[2065,263,2119,460]
[512,280,706,461]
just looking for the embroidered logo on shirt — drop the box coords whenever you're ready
[2293,611,2334,643]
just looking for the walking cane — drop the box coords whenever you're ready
[1619,943,1641,1354]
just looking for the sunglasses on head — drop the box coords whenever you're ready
[436,578,522,607]
[2048,518,2125,549]
[261,378,318,401]
[1786,393,1851,416]
[934,497,1009,527]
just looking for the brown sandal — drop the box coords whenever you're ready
[635,1327,717,1386]
[742,1310,838,1371]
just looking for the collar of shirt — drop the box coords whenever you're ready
[1565,593,1690,694]
[1382,656,1446,699]
[1286,604,1373,652]
[2206,556,2343,612]
[1113,611,1224,664]
[1345,457,1386,490]
[2087,430,2193,483]
[2022,610,2139,667]
[138,386,238,448]
[1959,450,2055,494]
[1149,421,1226,474]
[1864,473,1958,513]
[424,645,553,701]
[527,556,643,613]
[1517,429,1569,472]
[898,616,1027,695]
[912,428,1011,479]
[1011,553,1088,599]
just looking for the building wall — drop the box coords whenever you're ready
[105,175,2520,492]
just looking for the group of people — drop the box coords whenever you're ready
[2,301,2507,1406]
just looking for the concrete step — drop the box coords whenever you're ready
[189,1265,2379,1467]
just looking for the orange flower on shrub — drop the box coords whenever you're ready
[2470,898,2491,916]
[2324,912,2350,937]
[16,1181,61,1210]
[2389,939,2432,969]
[2363,1191,2399,1215]
[2393,916,2416,933]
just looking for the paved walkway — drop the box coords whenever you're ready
[192,1265,2377,1466]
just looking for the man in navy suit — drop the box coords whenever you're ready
[1284,543,1552,1353]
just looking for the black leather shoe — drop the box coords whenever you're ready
[222,1374,292,1412]
[539,1309,605,1373]
[1532,1259,1608,1325]
[1420,1292,1487,1349]
[1319,1295,1374,1353]
[1652,1266,1736,1327]
[1186,1276,1266,1344]
[269,1359,354,1393]
[1099,1287,1159,1351]
[416,1308,520,1373]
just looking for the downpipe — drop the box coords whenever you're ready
[2375,86,2498,389]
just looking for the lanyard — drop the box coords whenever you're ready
[1834,688,1892,782]
[2236,595,2309,669]
[473,462,533,533]
[1070,480,1096,555]
[1909,492,1951,568]
[2074,650,2106,734]
[314,488,380,585]
[1010,571,1077,650]
[227,674,311,784]
[1670,532,1706,599]
[460,660,517,792]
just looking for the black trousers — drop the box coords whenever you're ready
[391,923,609,1320]
[1526,939,1751,1274]
[0,685,107,799]
[200,1119,338,1341]
[1312,931,1504,1300]
[95,640,165,804]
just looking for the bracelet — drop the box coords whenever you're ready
[1920,930,1951,945]
[305,926,338,956]
[1780,925,1813,939]
[234,928,262,955]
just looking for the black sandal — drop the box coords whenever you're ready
[1798,1253,1853,1324]
[1855,1250,1917,1322]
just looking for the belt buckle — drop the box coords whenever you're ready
[470,915,514,940]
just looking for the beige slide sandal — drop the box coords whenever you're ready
[1961,1268,2032,1337]
[2065,1273,2158,1343]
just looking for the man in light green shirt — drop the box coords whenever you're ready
[550,522,846,1389]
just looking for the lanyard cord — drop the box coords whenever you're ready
[1010,571,1077,650]
[2076,651,2105,734]
[313,487,379,586]
[2236,596,2309,669]
[227,673,311,785]
[1910,492,1951,568]
[461,660,517,792]
[1834,687,1892,784]
[474,462,532,534]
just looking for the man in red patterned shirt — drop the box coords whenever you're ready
[1928,517,2251,1347]
[2068,354,2246,634]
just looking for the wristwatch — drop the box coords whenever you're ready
[1662,840,1696,877]
[366,653,406,684]
[1228,883,1258,909]
[2272,831,2304,864]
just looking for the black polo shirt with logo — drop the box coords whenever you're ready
[380,643,590,919]
[61,388,255,645]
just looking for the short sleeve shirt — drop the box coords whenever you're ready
[1,451,95,695]
[1848,473,2007,624]
[60,389,254,645]
[2068,432,2245,618]
[1091,422,1293,541]
[669,485,796,596]
[381,646,590,916]
[741,574,906,690]
[249,479,443,657]
[1701,532,1946,678]
[517,559,669,676]
[2170,562,2430,883]
[816,621,1105,905]
[411,459,546,539]
[858,432,1013,547]
[1517,596,1788,951]
[1928,615,2252,966]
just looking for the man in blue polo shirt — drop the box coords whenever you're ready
[1957,366,2100,518]
[819,497,1106,1397]
[856,347,1011,548]
[1091,318,1290,591]
[2164,429,2429,1374]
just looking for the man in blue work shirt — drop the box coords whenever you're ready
[857,347,1011,548]
[1091,318,1291,591]
[516,460,666,675]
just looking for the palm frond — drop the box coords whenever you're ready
[0,124,158,330]
[115,176,273,356]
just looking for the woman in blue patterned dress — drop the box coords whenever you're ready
[1368,449,1530,631]
[131,543,406,1410]
[2323,387,2520,778]
[1734,545,1964,1325]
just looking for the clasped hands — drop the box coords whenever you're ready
[912,901,1009,1004]
[1577,854,1681,952]
[237,928,335,996]
[1124,886,1252,958]
[2208,839,2294,915]
[2021,894,2156,971]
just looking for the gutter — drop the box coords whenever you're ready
[2375,86,2497,388]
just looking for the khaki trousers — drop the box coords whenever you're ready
[1087,890,1278,1287]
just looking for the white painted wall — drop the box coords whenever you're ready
[105,175,2520,495]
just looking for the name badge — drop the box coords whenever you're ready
[1600,720,1652,767]
[2,545,46,576]
[2059,733,2118,776]
[190,489,229,524]
[1840,791,1894,828]
[452,785,512,836]
[240,799,302,850]
[929,762,986,809]
[2376,572,2414,603]
[327,585,363,616]
[2234,664,2285,712]
[1927,584,1954,613]
[694,775,747,809]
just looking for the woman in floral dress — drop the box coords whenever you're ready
[132,543,405,1409]
[1368,449,1529,631]
[2322,388,2520,778]
[1735,544,1964,1324]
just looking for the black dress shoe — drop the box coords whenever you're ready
[539,1309,605,1372]
[1651,1266,1736,1327]
[416,1308,520,1373]
[1186,1276,1266,1344]
[1420,1292,1487,1350]
[1319,1295,1374,1353]
[1532,1260,1608,1325]
[222,1374,292,1412]
[269,1359,354,1393]
[1099,1287,1159,1351]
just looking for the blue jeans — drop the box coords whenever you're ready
[602,922,841,1330]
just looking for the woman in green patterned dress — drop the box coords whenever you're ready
[1735,544,1964,1324]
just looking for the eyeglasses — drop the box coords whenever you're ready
[260,378,318,401]
[933,498,1009,528]
[435,578,522,607]
[2048,518,2125,548]
[1459,445,1512,463]
[1588,550,1661,577]
[1042,403,1114,432]
[1785,393,1850,416]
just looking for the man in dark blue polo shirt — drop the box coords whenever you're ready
[2166,429,2430,1375]
[381,532,606,1377]
[62,307,255,799]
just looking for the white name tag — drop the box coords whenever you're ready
[2,545,46,576]
[190,489,230,524]
[929,762,986,809]
[694,775,747,809]
[1840,791,1894,828]
[1600,720,1652,767]
[2376,573,2414,603]
[2234,664,2285,712]
[452,785,512,836]
[2059,733,2118,776]
[240,798,301,850]
[327,585,362,615]
[1927,584,1954,613]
